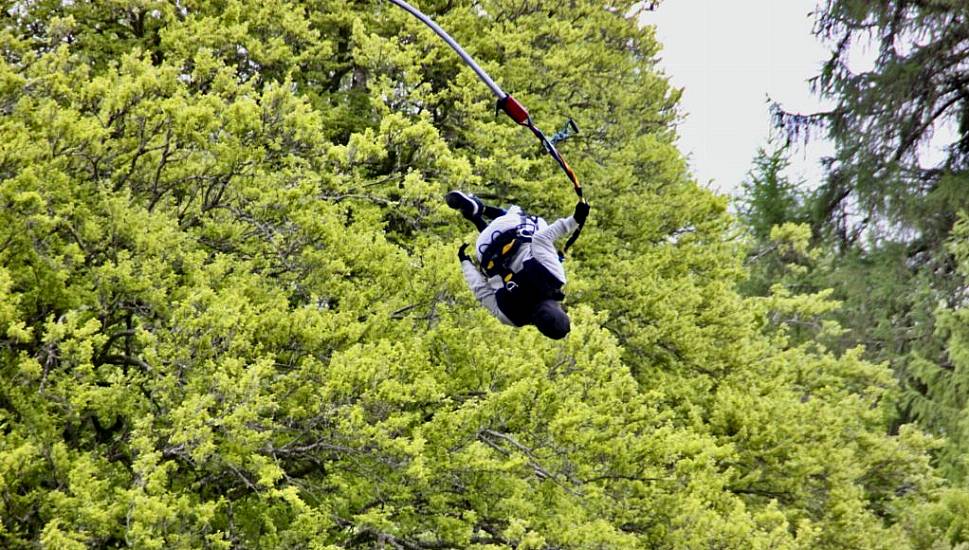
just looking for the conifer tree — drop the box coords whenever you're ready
[928,215,969,483]
[769,1,969,477]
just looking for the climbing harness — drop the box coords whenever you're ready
[388,0,587,254]
[478,212,539,280]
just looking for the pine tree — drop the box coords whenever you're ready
[926,215,969,483]
[769,1,969,478]
[778,1,969,243]
[738,141,807,242]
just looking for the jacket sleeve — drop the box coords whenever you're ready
[529,216,579,285]
[537,216,579,243]
[461,260,514,325]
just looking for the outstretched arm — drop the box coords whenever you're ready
[530,217,579,285]
[536,216,579,242]
[535,200,587,244]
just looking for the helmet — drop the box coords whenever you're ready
[531,300,570,340]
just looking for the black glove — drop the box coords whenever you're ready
[573,199,590,225]
[457,243,471,262]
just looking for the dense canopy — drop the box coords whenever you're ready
[1,1,967,548]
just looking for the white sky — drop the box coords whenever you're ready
[642,0,834,196]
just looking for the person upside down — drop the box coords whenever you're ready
[446,190,590,339]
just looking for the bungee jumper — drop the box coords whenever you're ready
[448,191,589,339]
[388,0,589,338]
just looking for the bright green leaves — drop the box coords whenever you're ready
[2,0,961,548]
[162,0,333,84]
[0,267,26,343]
[905,488,969,549]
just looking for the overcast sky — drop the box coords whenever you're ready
[642,0,834,196]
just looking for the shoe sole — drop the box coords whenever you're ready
[445,191,480,218]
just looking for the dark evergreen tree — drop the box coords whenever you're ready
[779,1,969,244]
[771,0,969,481]
[737,141,807,243]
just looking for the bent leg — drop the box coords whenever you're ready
[482,204,506,221]
[445,190,488,231]
[445,190,511,232]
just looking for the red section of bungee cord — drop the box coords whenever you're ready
[497,95,530,125]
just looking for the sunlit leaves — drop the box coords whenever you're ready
[1,0,963,547]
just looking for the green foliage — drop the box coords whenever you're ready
[779,1,969,242]
[738,142,807,242]
[736,144,817,310]
[758,0,969,489]
[1,0,964,548]
[921,214,969,484]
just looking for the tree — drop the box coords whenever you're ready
[738,141,807,242]
[923,214,969,483]
[0,0,965,547]
[768,1,969,477]
[736,142,817,302]
[778,1,969,246]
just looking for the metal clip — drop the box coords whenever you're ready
[549,118,579,145]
